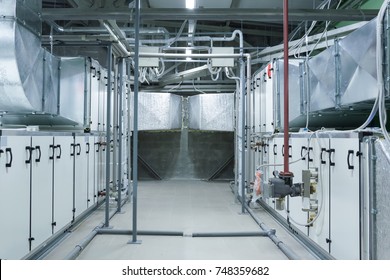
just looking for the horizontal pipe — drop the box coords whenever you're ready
[244,203,300,260]
[97,229,184,236]
[42,8,378,22]
[192,231,269,237]
[65,224,102,260]
[46,19,169,36]
[64,199,127,260]
[257,199,333,259]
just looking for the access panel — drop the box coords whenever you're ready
[0,135,31,259]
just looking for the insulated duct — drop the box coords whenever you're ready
[129,92,182,131]
[0,0,47,113]
[0,0,102,128]
[188,93,234,131]
[308,18,378,112]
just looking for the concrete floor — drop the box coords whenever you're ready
[43,180,316,260]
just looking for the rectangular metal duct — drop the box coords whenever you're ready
[0,1,65,126]
[130,92,182,131]
[274,59,303,130]
[59,57,91,126]
[188,93,234,131]
[0,20,43,112]
[338,19,377,106]
[307,18,378,113]
[307,45,337,112]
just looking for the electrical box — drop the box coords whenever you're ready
[211,47,234,67]
[139,47,160,67]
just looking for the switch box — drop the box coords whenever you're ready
[139,47,159,67]
[211,47,234,67]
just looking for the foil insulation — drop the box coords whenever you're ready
[130,92,182,131]
[374,139,390,259]
[188,93,234,131]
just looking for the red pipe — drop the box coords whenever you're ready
[283,0,290,174]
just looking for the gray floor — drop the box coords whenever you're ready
[43,180,316,260]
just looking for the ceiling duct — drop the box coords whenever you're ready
[0,0,49,113]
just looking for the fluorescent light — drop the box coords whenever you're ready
[186,0,195,9]
[186,49,192,61]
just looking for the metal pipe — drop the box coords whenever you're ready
[225,68,241,202]
[98,229,183,236]
[192,231,269,237]
[65,224,102,260]
[46,19,169,37]
[246,66,252,192]
[117,58,124,213]
[283,0,290,174]
[129,0,140,244]
[113,61,119,214]
[126,59,132,202]
[64,199,125,260]
[105,44,113,227]
[137,29,243,47]
[243,201,300,260]
[240,58,246,214]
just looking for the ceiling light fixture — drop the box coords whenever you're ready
[186,0,195,9]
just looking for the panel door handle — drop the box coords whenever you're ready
[273,144,277,155]
[70,143,76,156]
[301,146,307,160]
[328,148,335,166]
[320,148,327,165]
[76,143,81,155]
[86,143,90,154]
[25,146,35,164]
[308,147,313,162]
[94,142,100,152]
[5,148,13,168]
[256,77,261,87]
[35,146,41,163]
[56,144,62,159]
[49,144,55,160]
[347,150,354,170]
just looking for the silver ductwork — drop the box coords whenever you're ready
[0,0,46,113]
[188,93,234,132]
[130,92,182,131]
[267,18,381,130]
[308,18,378,112]
[0,0,104,128]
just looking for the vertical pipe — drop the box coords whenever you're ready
[130,0,140,243]
[105,44,112,227]
[113,60,119,212]
[127,60,132,196]
[118,58,124,212]
[283,0,290,173]
[240,58,246,214]
[246,65,251,187]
